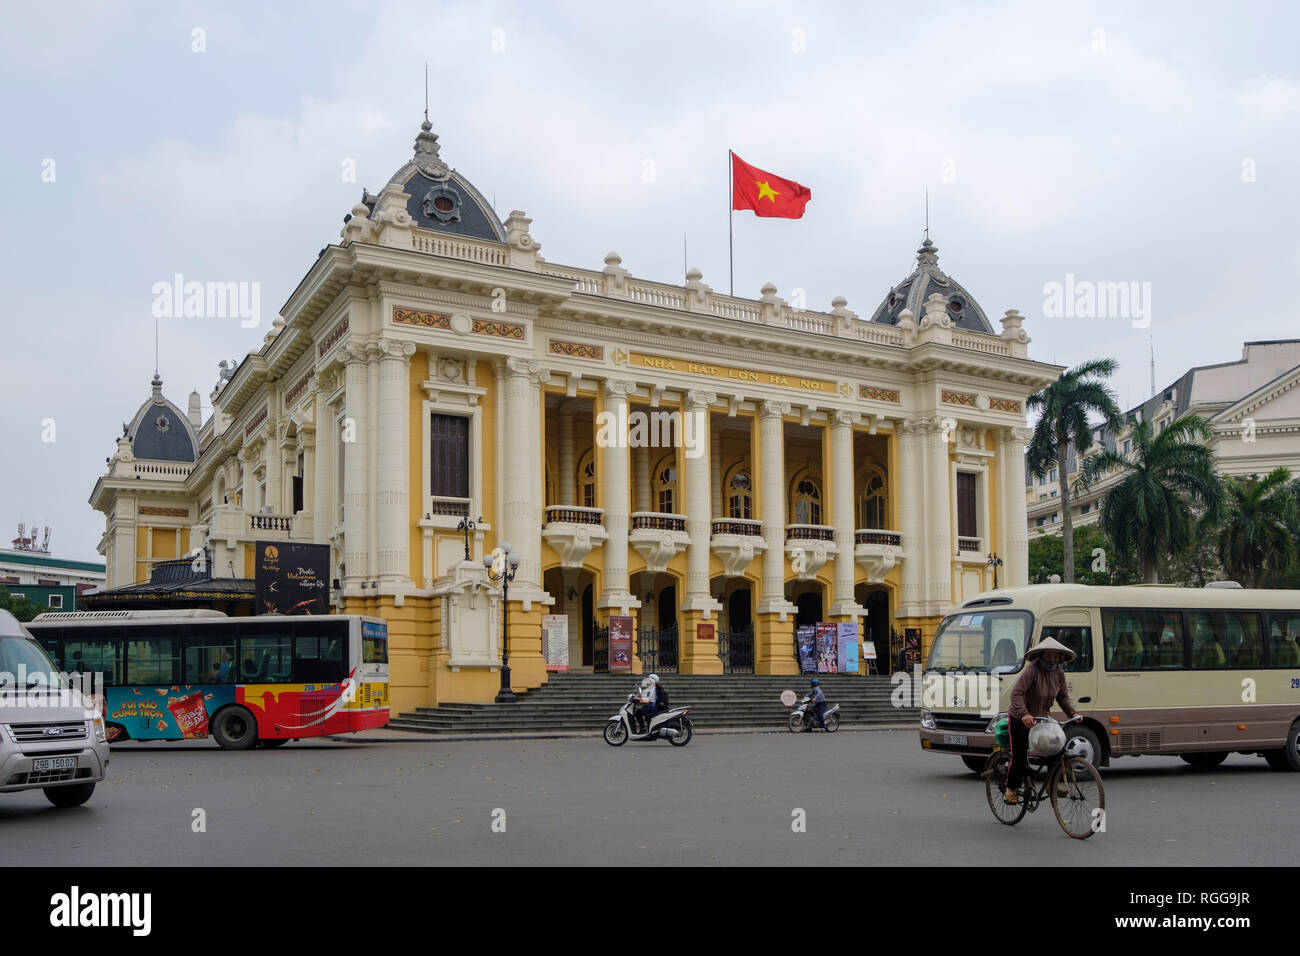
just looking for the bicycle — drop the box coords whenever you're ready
[982,715,1105,840]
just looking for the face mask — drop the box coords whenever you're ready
[1039,659,1062,670]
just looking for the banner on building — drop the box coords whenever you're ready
[542,615,569,672]
[837,622,858,674]
[609,615,634,673]
[903,627,923,670]
[815,623,837,673]
[254,541,330,615]
[796,626,817,673]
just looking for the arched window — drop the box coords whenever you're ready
[654,455,678,514]
[857,468,887,529]
[578,451,596,509]
[726,464,753,520]
[792,476,822,525]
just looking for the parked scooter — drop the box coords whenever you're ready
[604,689,694,747]
[788,694,840,733]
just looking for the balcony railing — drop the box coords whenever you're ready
[545,506,604,526]
[631,512,687,533]
[427,495,471,518]
[712,518,762,537]
[855,529,902,547]
[785,524,835,542]
[250,513,292,532]
[957,536,983,553]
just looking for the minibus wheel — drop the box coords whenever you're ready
[1064,725,1103,767]
[1264,721,1300,771]
[212,706,260,750]
[1179,751,1228,769]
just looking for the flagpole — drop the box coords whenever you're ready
[728,149,734,297]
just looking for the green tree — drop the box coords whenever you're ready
[1027,525,1132,584]
[1217,467,1297,588]
[0,586,42,623]
[1075,416,1225,583]
[1026,359,1122,583]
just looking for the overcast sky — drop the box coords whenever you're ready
[2,0,1297,562]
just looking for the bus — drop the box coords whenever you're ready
[916,583,1300,774]
[26,609,390,750]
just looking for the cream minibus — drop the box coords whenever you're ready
[917,583,1300,773]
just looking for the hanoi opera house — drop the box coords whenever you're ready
[90,120,1060,712]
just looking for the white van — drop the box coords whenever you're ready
[0,609,109,807]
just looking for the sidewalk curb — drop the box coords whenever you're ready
[326,724,916,744]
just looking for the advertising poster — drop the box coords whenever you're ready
[815,622,837,672]
[609,615,634,673]
[542,615,570,671]
[796,626,817,673]
[255,541,330,615]
[837,622,858,673]
[106,685,236,740]
[697,622,715,642]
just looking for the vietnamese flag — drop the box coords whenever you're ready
[731,151,812,219]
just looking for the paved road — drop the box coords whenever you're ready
[1,730,1294,865]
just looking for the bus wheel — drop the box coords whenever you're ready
[212,707,260,751]
[1264,721,1300,771]
[1179,751,1228,769]
[260,738,290,748]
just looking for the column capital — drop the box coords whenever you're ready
[759,399,791,420]
[506,356,551,386]
[1002,425,1034,445]
[344,342,368,365]
[602,378,637,398]
[901,416,929,435]
[831,408,857,428]
[377,337,417,361]
[685,389,717,409]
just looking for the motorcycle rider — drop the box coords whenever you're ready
[808,678,828,730]
[634,673,660,733]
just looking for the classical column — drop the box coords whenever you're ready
[558,401,576,507]
[311,367,337,536]
[999,426,1032,587]
[342,343,369,587]
[376,338,416,585]
[757,400,795,615]
[681,390,720,614]
[897,418,926,617]
[633,443,650,513]
[365,338,381,580]
[829,409,863,619]
[710,424,723,518]
[503,357,550,590]
[597,379,638,613]
[265,389,283,514]
[927,415,953,613]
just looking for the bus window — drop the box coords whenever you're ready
[34,627,62,669]
[1042,626,1093,673]
[293,620,348,683]
[927,611,1031,673]
[237,623,292,683]
[1266,612,1300,668]
[184,625,236,684]
[1190,611,1261,669]
[362,621,388,664]
[1103,609,1184,670]
[64,635,124,686]
[125,628,182,686]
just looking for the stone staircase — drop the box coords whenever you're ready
[389,673,918,735]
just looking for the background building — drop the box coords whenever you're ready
[0,525,105,611]
[91,119,1061,710]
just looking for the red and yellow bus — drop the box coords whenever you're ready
[27,609,389,749]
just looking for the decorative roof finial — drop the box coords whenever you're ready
[917,237,939,268]
[413,114,449,179]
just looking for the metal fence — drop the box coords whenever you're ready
[637,625,679,674]
[717,626,755,674]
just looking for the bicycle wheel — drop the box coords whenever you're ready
[1050,756,1105,840]
[983,751,1026,826]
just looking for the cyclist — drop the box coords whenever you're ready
[1004,637,1079,804]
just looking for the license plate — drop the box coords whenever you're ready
[33,757,76,772]
[942,734,969,746]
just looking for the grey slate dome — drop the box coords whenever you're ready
[126,373,197,463]
[360,119,506,243]
[869,238,994,333]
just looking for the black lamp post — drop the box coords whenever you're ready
[987,552,1003,589]
[483,542,521,703]
[457,516,480,562]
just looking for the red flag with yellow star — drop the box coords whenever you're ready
[730,151,811,218]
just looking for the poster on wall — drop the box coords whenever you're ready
[609,615,634,673]
[815,623,837,673]
[697,622,715,642]
[903,627,923,670]
[542,615,570,671]
[254,541,330,615]
[837,622,858,674]
[796,626,817,673]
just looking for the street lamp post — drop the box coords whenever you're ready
[456,516,480,562]
[987,552,1003,589]
[483,542,521,703]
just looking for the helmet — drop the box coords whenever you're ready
[648,674,660,684]
[810,678,820,686]
[1028,721,1066,757]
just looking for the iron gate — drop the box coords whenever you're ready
[717,626,754,674]
[637,625,679,674]
[593,623,609,673]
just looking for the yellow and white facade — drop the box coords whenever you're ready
[92,120,1061,712]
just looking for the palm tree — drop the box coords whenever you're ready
[1218,468,1297,588]
[1075,416,1225,583]
[1026,359,1122,582]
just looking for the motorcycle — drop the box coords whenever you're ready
[788,694,840,733]
[603,690,694,747]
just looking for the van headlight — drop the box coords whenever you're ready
[985,712,1008,733]
[920,710,936,730]
[91,715,107,743]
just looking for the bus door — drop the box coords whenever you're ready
[1037,608,1098,713]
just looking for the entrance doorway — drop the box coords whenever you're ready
[795,591,823,628]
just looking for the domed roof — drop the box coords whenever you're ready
[125,373,197,463]
[869,238,993,333]
[359,119,506,243]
